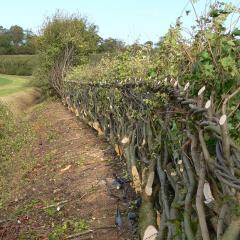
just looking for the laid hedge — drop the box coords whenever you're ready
[62,3,240,239]
[63,79,240,240]
[38,2,240,239]
[0,55,37,76]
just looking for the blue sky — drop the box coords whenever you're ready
[0,0,239,43]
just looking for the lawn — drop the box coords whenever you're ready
[0,74,32,96]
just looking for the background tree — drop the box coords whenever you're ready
[9,25,24,47]
[98,37,125,53]
[20,30,37,54]
[0,28,11,54]
[144,41,153,47]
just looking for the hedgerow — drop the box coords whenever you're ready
[41,2,240,239]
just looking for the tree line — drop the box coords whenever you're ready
[0,24,128,56]
[0,25,37,55]
[0,24,158,57]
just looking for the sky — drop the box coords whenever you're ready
[0,0,240,44]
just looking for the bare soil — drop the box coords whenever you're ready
[0,101,137,240]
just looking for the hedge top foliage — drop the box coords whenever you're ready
[66,2,240,102]
[65,2,240,145]
[67,45,154,84]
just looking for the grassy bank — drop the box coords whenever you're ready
[0,103,34,207]
[0,55,37,76]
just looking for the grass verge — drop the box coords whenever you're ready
[0,103,35,208]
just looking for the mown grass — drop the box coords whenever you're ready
[0,77,12,86]
[0,74,32,96]
[0,55,37,76]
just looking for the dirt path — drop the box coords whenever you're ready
[0,101,136,240]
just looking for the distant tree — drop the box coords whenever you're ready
[9,25,24,47]
[0,26,7,34]
[21,30,37,54]
[0,26,10,54]
[144,41,153,47]
[154,37,164,48]
[0,32,11,54]
[130,42,142,51]
[98,38,125,52]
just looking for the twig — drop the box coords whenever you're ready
[30,182,99,213]
[222,86,240,115]
[66,226,116,239]
[42,200,69,209]
[66,230,93,239]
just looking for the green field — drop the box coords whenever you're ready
[0,74,32,96]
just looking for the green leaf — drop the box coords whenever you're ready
[232,28,240,36]
[205,32,215,40]
[236,111,240,121]
[210,9,220,18]
[200,51,210,60]
[227,40,235,47]
[220,56,235,70]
